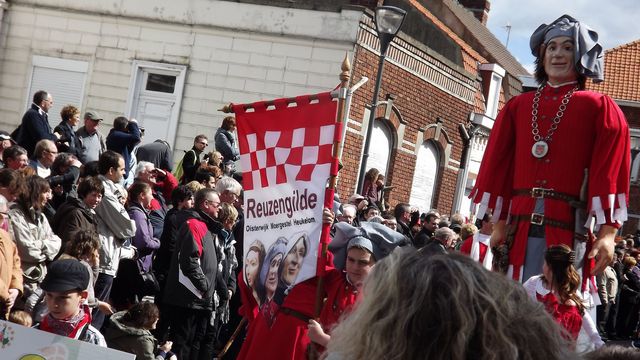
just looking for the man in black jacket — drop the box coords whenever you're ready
[394,203,414,244]
[180,134,208,184]
[16,90,61,157]
[414,212,440,249]
[420,227,456,257]
[164,188,228,360]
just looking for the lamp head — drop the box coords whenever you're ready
[374,6,406,55]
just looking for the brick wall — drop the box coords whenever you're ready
[623,105,640,235]
[339,43,474,216]
[624,186,639,235]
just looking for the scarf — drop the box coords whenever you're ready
[470,232,493,270]
[40,305,91,339]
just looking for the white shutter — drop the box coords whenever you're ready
[27,56,88,128]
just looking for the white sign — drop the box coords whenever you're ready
[0,320,134,360]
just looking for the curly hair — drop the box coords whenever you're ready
[543,245,585,314]
[60,105,79,122]
[64,229,100,261]
[325,250,577,360]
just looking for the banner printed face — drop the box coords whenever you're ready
[237,95,337,308]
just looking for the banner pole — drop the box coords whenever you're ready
[313,54,351,318]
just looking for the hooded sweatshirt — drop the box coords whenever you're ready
[104,311,164,360]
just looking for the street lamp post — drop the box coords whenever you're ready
[357,6,406,194]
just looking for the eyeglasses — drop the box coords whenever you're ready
[198,142,208,146]
[206,199,220,208]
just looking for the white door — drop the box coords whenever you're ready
[135,96,175,145]
[127,62,186,147]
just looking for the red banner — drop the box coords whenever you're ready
[234,92,339,310]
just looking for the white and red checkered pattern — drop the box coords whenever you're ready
[239,124,335,191]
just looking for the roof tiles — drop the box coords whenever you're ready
[587,39,640,102]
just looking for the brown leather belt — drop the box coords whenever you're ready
[510,213,573,231]
[280,307,313,323]
[513,188,583,206]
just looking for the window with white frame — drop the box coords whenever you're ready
[631,129,640,183]
[366,119,393,178]
[409,141,440,213]
[478,63,505,119]
[27,56,88,126]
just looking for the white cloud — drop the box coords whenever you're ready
[486,0,640,68]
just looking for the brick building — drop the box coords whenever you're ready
[338,0,528,217]
[588,40,640,236]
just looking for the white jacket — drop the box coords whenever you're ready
[95,175,136,276]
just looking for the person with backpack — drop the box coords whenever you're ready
[176,135,207,184]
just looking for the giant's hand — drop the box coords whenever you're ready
[589,224,616,275]
[491,220,507,248]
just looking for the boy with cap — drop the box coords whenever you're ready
[35,259,106,346]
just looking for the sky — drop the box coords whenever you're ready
[485,0,640,73]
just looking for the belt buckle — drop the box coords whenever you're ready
[530,213,544,226]
[531,187,546,198]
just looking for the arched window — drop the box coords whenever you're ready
[409,141,439,213]
[631,149,640,183]
[366,120,393,177]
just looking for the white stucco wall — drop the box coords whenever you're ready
[0,0,360,160]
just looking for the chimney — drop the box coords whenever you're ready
[457,0,490,25]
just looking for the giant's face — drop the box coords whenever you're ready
[282,237,307,286]
[543,36,578,85]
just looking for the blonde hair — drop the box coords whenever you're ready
[8,310,33,327]
[218,202,238,224]
[185,180,205,193]
[460,223,478,240]
[325,250,577,360]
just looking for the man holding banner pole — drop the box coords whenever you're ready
[214,55,352,359]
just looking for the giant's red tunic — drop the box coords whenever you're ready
[471,83,630,281]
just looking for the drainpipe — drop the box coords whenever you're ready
[452,123,476,213]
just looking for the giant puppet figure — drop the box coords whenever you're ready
[471,15,630,283]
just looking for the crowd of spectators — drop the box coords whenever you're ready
[0,90,638,360]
